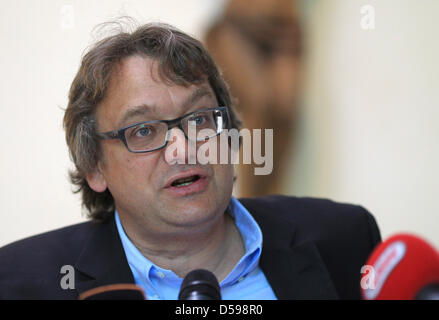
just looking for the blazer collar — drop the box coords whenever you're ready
[73,202,339,300]
[243,201,339,300]
[74,218,135,296]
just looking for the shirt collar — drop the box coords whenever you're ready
[115,197,263,288]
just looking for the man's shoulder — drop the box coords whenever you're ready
[0,220,100,258]
[239,194,381,249]
[240,195,381,299]
[239,194,374,225]
[0,220,104,299]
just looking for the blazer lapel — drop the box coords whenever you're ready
[244,201,339,300]
[73,218,135,297]
[260,242,339,299]
[72,201,339,299]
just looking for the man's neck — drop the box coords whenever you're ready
[119,212,245,282]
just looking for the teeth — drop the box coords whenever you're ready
[178,181,193,187]
[172,175,200,187]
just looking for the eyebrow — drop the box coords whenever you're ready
[118,86,215,128]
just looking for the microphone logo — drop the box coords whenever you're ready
[362,241,406,300]
[360,265,376,290]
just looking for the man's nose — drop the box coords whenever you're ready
[163,127,195,165]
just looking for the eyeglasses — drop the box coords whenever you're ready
[97,106,229,153]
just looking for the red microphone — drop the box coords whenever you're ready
[361,233,439,300]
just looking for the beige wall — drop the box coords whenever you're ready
[287,0,439,247]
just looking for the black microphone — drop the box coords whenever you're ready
[79,283,146,300]
[415,283,439,300]
[178,269,221,300]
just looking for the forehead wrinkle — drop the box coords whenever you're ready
[118,104,157,127]
[150,83,216,120]
[181,85,216,111]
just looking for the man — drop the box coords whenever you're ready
[0,22,381,299]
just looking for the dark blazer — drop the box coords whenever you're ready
[0,195,381,299]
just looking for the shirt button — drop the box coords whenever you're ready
[157,271,165,279]
[238,276,245,283]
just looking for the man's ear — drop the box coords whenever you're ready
[85,163,107,193]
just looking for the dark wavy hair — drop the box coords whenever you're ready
[63,21,241,221]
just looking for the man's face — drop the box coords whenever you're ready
[89,55,234,234]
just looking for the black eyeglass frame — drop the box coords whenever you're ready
[97,106,230,153]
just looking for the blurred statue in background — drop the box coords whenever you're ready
[204,0,302,197]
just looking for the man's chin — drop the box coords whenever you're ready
[162,208,222,231]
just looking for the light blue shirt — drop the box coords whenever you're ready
[115,197,277,300]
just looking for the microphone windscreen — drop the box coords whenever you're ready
[415,283,439,300]
[178,269,221,300]
[362,233,439,300]
[79,283,146,300]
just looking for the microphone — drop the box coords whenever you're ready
[415,283,439,300]
[178,269,222,300]
[79,283,146,300]
[361,233,439,300]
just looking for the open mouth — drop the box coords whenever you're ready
[170,175,201,188]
